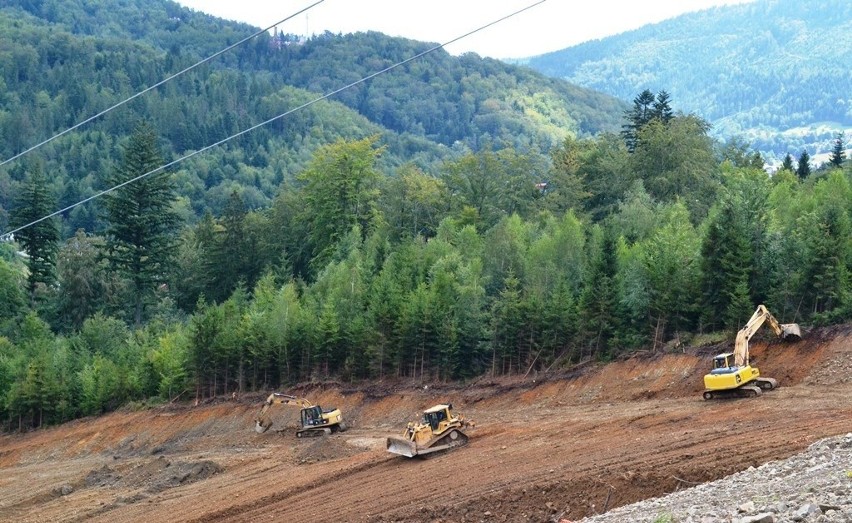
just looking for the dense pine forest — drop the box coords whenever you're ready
[0,1,850,431]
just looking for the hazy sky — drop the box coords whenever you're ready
[174,0,753,59]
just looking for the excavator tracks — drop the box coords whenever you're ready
[703,385,763,400]
[755,377,778,391]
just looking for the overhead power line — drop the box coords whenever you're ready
[0,0,326,169]
[1,0,547,239]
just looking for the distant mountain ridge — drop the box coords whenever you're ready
[518,0,852,163]
[0,0,626,232]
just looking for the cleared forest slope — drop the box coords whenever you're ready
[1,324,850,522]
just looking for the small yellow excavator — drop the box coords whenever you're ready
[702,304,801,400]
[386,403,471,458]
[254,393,347,437]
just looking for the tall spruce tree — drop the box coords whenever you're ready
[780,153,795,173]
[209,190,258,302]
[621,89,656,152]
[577,226,619,359]
[699,203,752,331]
[652,90,674,123]
[101,121,180,327]
[796,150,811,180]
[829,132,846,168]
[11,164,59,302]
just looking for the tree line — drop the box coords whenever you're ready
[1,95,850,431]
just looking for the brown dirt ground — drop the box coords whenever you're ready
[1,325,851,523]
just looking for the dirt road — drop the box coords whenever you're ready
[1,325,851,522]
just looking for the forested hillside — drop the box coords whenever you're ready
[0,0,850,432]
[0,0,624,234]
[520,0,852,163]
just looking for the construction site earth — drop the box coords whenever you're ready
[1,324,851,523]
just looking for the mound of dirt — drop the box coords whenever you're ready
[293,434,364,464]
[85,456,223,493]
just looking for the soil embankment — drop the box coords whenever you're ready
[1,325,850,522]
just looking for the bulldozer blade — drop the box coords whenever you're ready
[386,437,417,458]
[781,323,801,341]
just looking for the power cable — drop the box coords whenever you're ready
[0,0,326,168]
[1,0,547,239]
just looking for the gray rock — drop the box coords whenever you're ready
[740,514,775,523]
[797,503,823,518]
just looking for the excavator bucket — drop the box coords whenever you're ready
[780,323,801,341]
[255,419,272,434]
[386,436,417,458]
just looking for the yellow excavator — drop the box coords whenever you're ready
[386,403,471,458]
[254,393,347,437]
[702,304,801,400]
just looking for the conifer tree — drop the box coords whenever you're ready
[780,153,795,173]
[725,278,754,331]
[796,150,811,180]
[699,203,752,331]
[101,121,181,327]
[652,90,673,123]
[829,132,846,168]
[577,226,619,359]
[55,230,108,330]
[11,164,59,302]
[210,190,260,302]
[621,89,656,152]
[491,273,524,374]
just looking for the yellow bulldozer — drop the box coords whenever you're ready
[386,403,471,458]
[254,393,347,437]
[702,304,801,400]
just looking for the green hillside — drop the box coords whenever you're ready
[0,0,849,433]
[0,0,625,234]
[519,0,852,163]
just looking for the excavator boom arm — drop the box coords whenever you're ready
[733,305,801,367]
[254,393,316,433]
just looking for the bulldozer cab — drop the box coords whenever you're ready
[422,404,453,431]
[423,410,445,430]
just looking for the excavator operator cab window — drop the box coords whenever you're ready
[302,406,322,426]
[713,356,725,369]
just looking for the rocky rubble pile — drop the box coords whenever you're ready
[577,433,852,523]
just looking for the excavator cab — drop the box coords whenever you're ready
[710,353,737,373]
[301,405,327,427]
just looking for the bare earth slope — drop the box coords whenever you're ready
[1,325,851,523]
